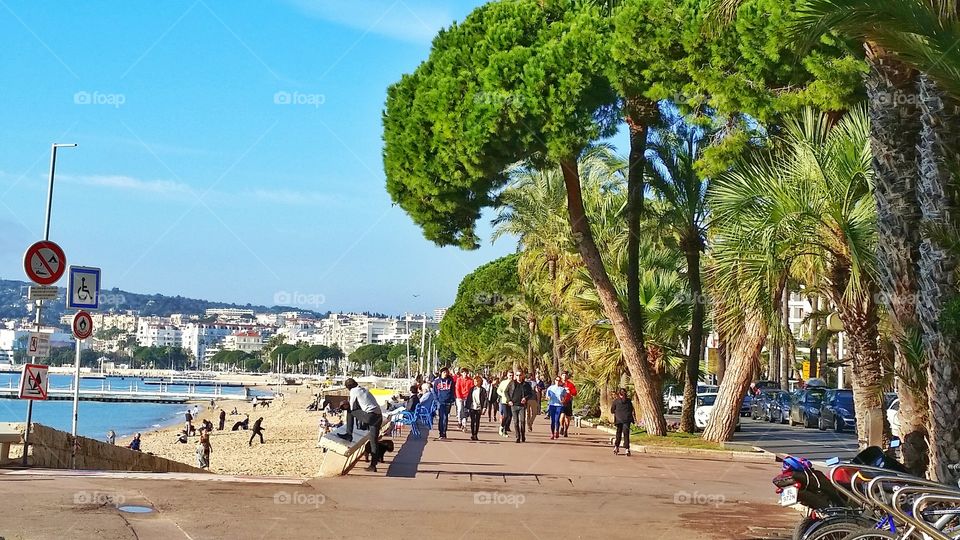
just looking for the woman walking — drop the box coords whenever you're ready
[487,375,500,422]
[611,388,636,456]
[546,376,568,440]
[196,427,212,469]
[464,375,487,441]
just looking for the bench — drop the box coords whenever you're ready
[316,406,401,477]
[0,422,23,466]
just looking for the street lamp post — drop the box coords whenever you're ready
[23,143,76,466]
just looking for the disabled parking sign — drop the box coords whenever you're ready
[67,266,101,310]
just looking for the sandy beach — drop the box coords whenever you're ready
[123,384,343,478]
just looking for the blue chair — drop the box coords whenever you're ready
[416,401,438,429]
[396,410,421,439]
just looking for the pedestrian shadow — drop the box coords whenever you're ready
[385,429,429,478]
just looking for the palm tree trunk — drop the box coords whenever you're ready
[600,384,614,423]
[864,50,929,474]
[560,157,667,436]
[679,246,704,433]
[624,97,657,338]
[769,332,781,382]
[548,256,562,379]
[809,295,819,379]
[780,286,791,389]
[527,315,536,375]
[703,309,767,442]
[829,277,885,448]
[916,75,960,482]
[717,334,727,384]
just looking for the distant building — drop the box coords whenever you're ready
[136,319,182,348]
[205,308,255,323]
[434,308,448,322]
[180,323,238,363]
[223,330,263,354]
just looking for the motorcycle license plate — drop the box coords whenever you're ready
[779,486,798,506]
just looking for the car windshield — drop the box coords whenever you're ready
[698,395,717,406]
[836,392,854,409]
[807,390,826,404]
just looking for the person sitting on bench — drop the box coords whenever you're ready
[335,378,383,473]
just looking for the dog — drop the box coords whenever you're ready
[364,438,395,463]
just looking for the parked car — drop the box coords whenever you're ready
[663,383,719,414]
[740,393,754,417]
[789,387,828,428]
[887,397,901,439]
[694,393,741,432]
[768,391,793,424]
[750,390,779,420]
[818,389,856,432]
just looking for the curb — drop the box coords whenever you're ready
[582,420,777,464]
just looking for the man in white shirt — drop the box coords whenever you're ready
[335,378,384,472]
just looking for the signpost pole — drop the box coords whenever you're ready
[22,142,76,466]
[71,332,81,468]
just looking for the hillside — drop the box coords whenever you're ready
[0,278,326,323]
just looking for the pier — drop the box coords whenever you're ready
[0,382,250,404]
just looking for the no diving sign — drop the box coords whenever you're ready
[18,363,49,400]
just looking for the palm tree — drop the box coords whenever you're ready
[711,107,887,446]
[794,0,959,479]
[494,162,583,378]
[645,120,710,433]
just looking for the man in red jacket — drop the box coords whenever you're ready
[560,371,578,437]
[454,368,475,432]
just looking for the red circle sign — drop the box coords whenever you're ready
[72,310,93,340]
[23,241,66,286]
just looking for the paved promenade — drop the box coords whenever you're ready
[0,415,796,539]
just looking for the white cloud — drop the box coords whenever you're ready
[62,174,194,196]
[283,0,454,43]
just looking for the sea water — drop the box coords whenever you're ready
[0,372,266,442]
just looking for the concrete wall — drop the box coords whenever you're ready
[9,423,206,474]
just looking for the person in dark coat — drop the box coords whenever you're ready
[218,408,226,430]
[610,388,637,456]
[463,375,488,441]
[248,417,265,446]
[505,370,536,443]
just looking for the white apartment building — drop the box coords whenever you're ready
[180,323,238,363]
[136,319,182,348]
[434,308,448,322]
[223,330,263,354]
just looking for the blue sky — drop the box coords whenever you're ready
[0,0,525,315]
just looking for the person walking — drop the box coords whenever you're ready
[611,388,636,456]
[505,370,535,443]
[526,370,545,432]
[454,368,474,432]
[497,372,514,437]
[248,417,265,446]
[335,378,384,472]
[218,408,226,431]
[560,371,578,437]
[106,430,116,445]
[432,367,456,440]
[546,376,568,439]
[486,375,500,422]
[464,375,487,441]
[197,427,212,468]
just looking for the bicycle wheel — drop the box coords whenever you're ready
[839,531,898,540]
[793,515,818,540]
[803,518,876,540]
